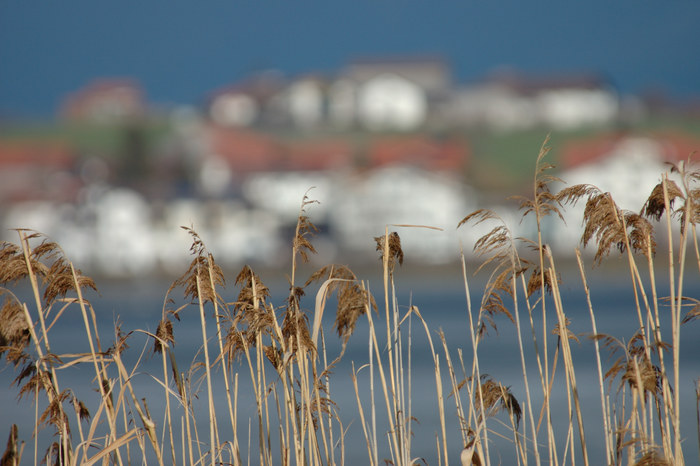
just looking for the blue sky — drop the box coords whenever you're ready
[1,1,698,118]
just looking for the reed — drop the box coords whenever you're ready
[1,142,699,465]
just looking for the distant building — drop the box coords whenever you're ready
[340,57,451,93]
[60,78,145,122]
[282,138,354,171]
[551,131,700,253]
[448,70,618,131]
[205,60,619,133]
[367,135,468,171]
[205,125,282,178]
[208,58,451,132]
[333,57,451,131]
[207,71,286,128]
[0,140,79,202]
[282,75,328,130]
[329,165,473,263]
[201,125,355,196]
[560,130,700,170]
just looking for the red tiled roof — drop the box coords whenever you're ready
[283,139,354,171]
[60,78,144,120]
[368,136,467,171]
[561,131,700,169]
[653,130,700,163]
[206,125,283,173]
[206,72,286,104]
[484,69,610,94]
[207,125,470,175]
[0,140,79,201]
[560,133,627,168]
[0,140,75,168]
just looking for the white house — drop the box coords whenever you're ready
[241,171,335,223]
[210,93,259,127]
[448,70,618,131]
[206,71,285,127]
[357,73,427,131]
[285,76,326,129]
[537,87,618,130]
[448,85,538,131]
[331,58,451,131]
[551,137,681,254]
[61,79,145,123]
[328,79,356,129]
[328,165,474,264]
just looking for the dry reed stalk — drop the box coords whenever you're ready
[226,266,277,464]
[469,223,538,465]
[574,249,614,464]
[696,379,700,465]
[180,374,195,466]
[317,333,336,466]
[67,261,126,463]
[507,279,538,466]
[374,224,442,466]
[351,360,376,464]
[545,248,589,465]
[194,273,219,466]
[459,210,545,466]
[362,288,403,465]
[374,227,425,466]
[394,287,410,466]
[458,213,518,466]
[577,178,692,462]
[638,235,674,460]
[660,175,684,465]
[306,266,374,465]
[81,428,138,466]
[559,172,682,464]
[409,306,448,463]
[181,228,230,463]
[515,137,560,466]
[5,144,700,466]
[375,228,403,463]
[0,424,21,466]
[206,265,241,466]
[152,302,183,466]
[15,232,72,465]
[506,268,533,466]
[109,329,163,465]
[457,248,490,466]
[158,345,177,465]
[514,141,583,465]
[664,161,700,466]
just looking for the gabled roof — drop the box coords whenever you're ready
[206,71,286,103]
[60,78,144,120]
[560,130,700,169]
[368,135,468,171]
[0,140,79,201]
[283,139,353,171]
[206,124,282,173]
[0,140,74,168]
[346,55,448,67]
[340,55,451,90]
[482,69,613,95]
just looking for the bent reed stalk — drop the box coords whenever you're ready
[1,143,699,465]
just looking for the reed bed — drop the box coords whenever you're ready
[1,140,699,465]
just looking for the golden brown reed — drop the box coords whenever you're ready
[374,231,404,275]
[1,141,699,466]
[473,376,522,429]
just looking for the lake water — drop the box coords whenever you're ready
[2,263,699,465]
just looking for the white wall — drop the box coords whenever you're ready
[357,74,427,131]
